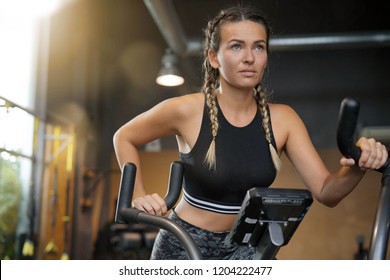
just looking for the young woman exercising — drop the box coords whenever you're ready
[113,6,388,259]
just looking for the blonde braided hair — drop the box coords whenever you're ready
[201,12,225,170]
[201,5,281,171]
[254,85,282,171]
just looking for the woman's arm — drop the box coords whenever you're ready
[113,95,195,215]
[274,105,388,207]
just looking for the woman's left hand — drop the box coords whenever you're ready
[340,137,388,171]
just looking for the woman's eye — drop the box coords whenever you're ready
[256,45,265,51]
[231,44,241,50]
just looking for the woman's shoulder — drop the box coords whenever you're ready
[147,93,204,126]
[267,102,307,151]
[268,102,305,131]
[177,92,205,105]
[268,103,299,119]
[269,103,304,130]
[162,92,204,116]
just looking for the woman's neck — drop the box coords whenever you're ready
[216,86,256,113]
[216,86,257,126]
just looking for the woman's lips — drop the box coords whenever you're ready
[239,70,256,77]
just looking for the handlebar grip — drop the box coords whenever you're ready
[115,162,137,223]
[337,97,390,174]
[164,161,184,209]
[115,161,184,223]
[337,97,361,163]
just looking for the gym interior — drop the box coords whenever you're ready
[1,0,389,260]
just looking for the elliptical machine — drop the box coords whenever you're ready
[114,161,313,260]
[115,97,389,260]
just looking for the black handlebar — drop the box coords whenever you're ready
[337,97,390,173]
[337,97,390,260]
[115,161,183,223]
[115,162,136,223]
[165,161,184,209]
[337,97,361,163]
[114,161,202,260]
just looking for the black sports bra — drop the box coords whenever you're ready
[179,97,277,214]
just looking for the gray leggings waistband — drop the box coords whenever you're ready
[150,210,255,260]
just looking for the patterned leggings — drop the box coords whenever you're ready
[150,210,255,260]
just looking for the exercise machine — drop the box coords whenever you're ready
[115,163,312,259]
[115,97,389,260]
[115,162,313,260]
[337,97,390,260]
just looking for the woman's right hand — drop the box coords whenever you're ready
[132,193,168,216]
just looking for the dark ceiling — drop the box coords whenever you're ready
[46,0,390,154]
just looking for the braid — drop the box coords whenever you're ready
[204,90,218,170]
[202,16,222,170]
[255,85,282,171]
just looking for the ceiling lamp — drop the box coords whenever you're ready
[156,49,184,87]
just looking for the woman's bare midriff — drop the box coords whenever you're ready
[173,199,238,232]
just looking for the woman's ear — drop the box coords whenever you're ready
[208,50,220,69]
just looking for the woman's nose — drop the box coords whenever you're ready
[243,49,254,64]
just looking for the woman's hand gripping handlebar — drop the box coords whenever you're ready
[337,97,389,173]
[114,161,202,260]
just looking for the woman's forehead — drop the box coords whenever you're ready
[219,20,267,42]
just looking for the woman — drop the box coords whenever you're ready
[113,6,388,259]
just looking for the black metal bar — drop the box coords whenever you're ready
[254,229,280,260]
[115,163,136,224]
[114,161,202,259]
[368,173,390,259]
[117,207,203,259]
[164,161,183,209]
[337,97,361,162]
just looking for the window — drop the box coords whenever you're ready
[0,98,35,259]
[0,0,64,259]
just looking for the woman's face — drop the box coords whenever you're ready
[209,20,268,90]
